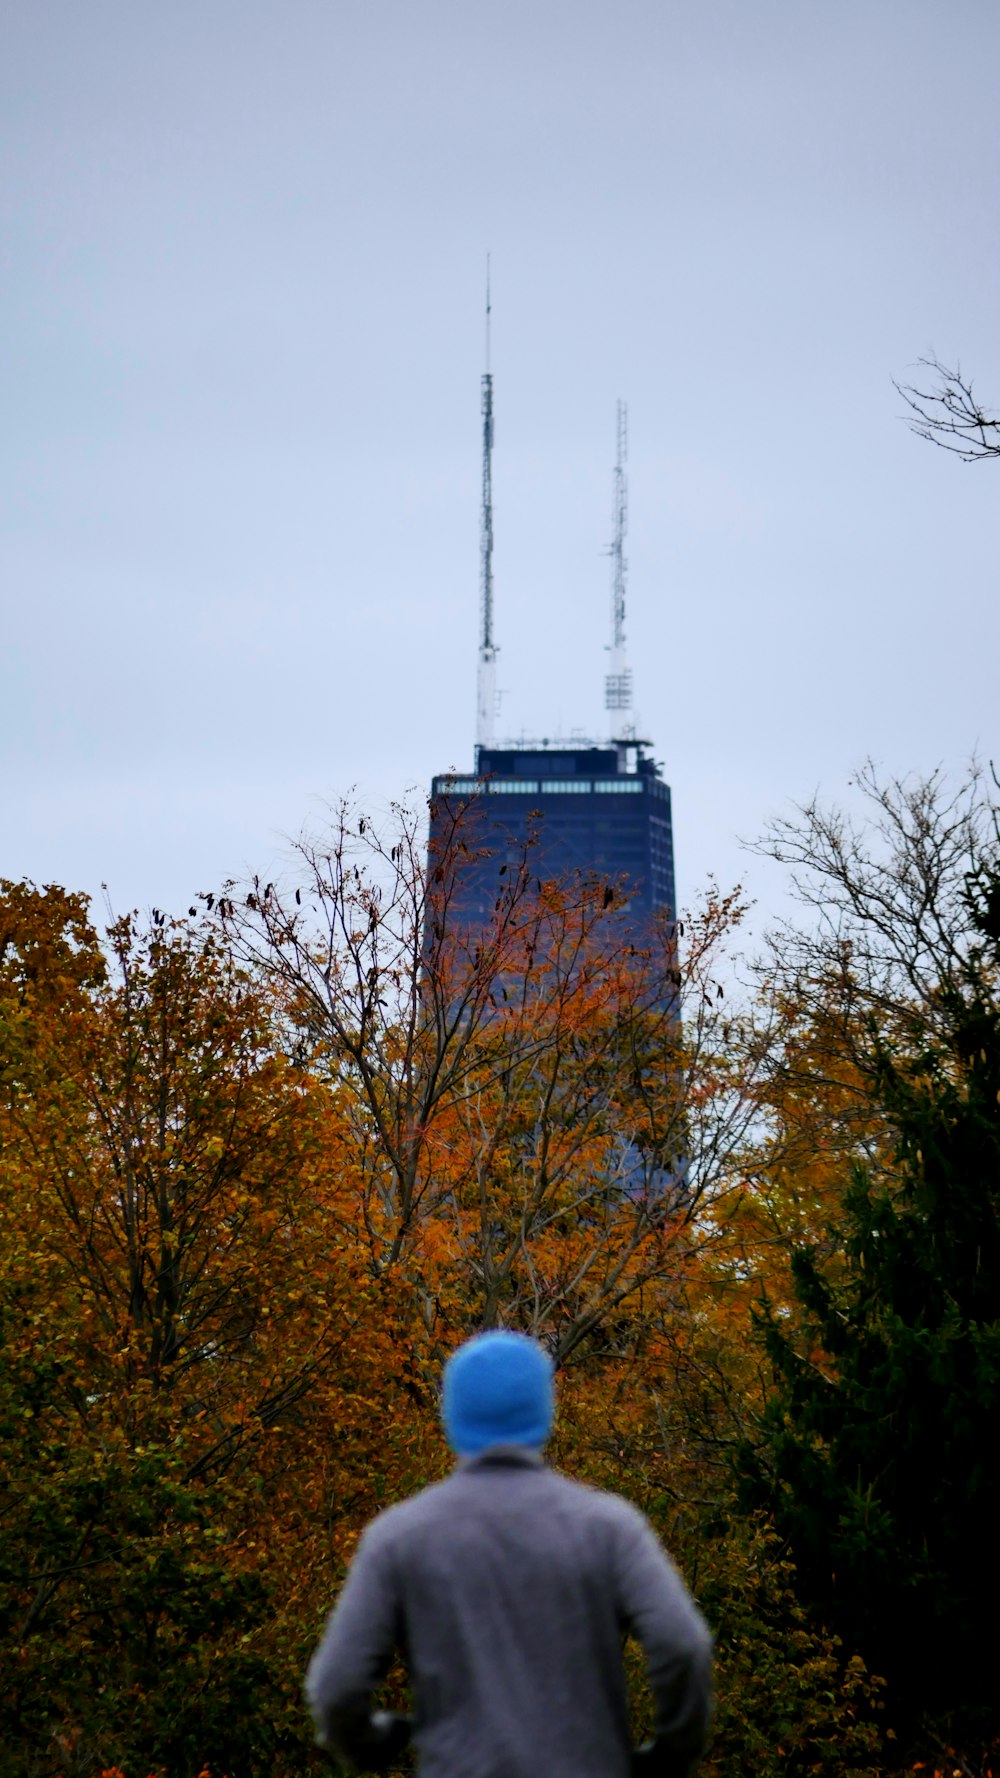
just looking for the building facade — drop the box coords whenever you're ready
[429,739,675,931]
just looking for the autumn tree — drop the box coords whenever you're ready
[218,797,757,1371]
[0,796,906,1778]
[734,766,1000,1745]
[221,800,895,1776]
[0,882,415,1777]
[0,844,763,1774]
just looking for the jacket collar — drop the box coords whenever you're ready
[458,1444,547,1472]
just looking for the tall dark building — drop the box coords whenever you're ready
[430,298,675,929]
[430,739,675,930]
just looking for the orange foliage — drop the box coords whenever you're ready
[1,828,831,1775]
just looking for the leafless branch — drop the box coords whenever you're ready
[895,356,1000,462]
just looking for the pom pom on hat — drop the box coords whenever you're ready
[442,1331,554,1456]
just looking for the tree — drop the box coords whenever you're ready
[895,356,1000,461]
[735,766,1000,1741]
[1,849,765,1774]
[1,839,903,1774]
[0,883,414,1777]
[218,798,756,1367]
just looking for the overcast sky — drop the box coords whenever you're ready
[3,0,999,933]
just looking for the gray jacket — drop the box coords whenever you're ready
[306,1447,712,1778]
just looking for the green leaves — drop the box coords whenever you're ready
[738,857,1000,1736]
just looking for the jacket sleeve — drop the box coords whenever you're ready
[305,1522,404,1762]
[613,1507,713,1778]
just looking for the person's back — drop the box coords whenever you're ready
[306,1334,712,1778]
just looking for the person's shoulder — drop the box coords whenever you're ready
[361,1466,653,1548]
[358,1474,461,1549]
[544,1468,654,1536]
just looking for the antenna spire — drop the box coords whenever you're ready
[476,258,498,758]
[604,399,633,722]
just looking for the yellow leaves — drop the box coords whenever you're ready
[0,868,758,1762]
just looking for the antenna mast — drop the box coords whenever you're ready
[605,399,633,721]
[476,260,498,759]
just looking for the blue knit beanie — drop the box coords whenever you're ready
[442,1331,555,1456]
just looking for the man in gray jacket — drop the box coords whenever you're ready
[306,1330,712,1778]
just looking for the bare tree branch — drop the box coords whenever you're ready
[895,356,1000,462]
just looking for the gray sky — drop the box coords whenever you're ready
[3,0,999,931]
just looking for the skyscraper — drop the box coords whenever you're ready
[430,740,675,932]
[428,304,675,933]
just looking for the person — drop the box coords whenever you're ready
[306,1329,712,1778]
